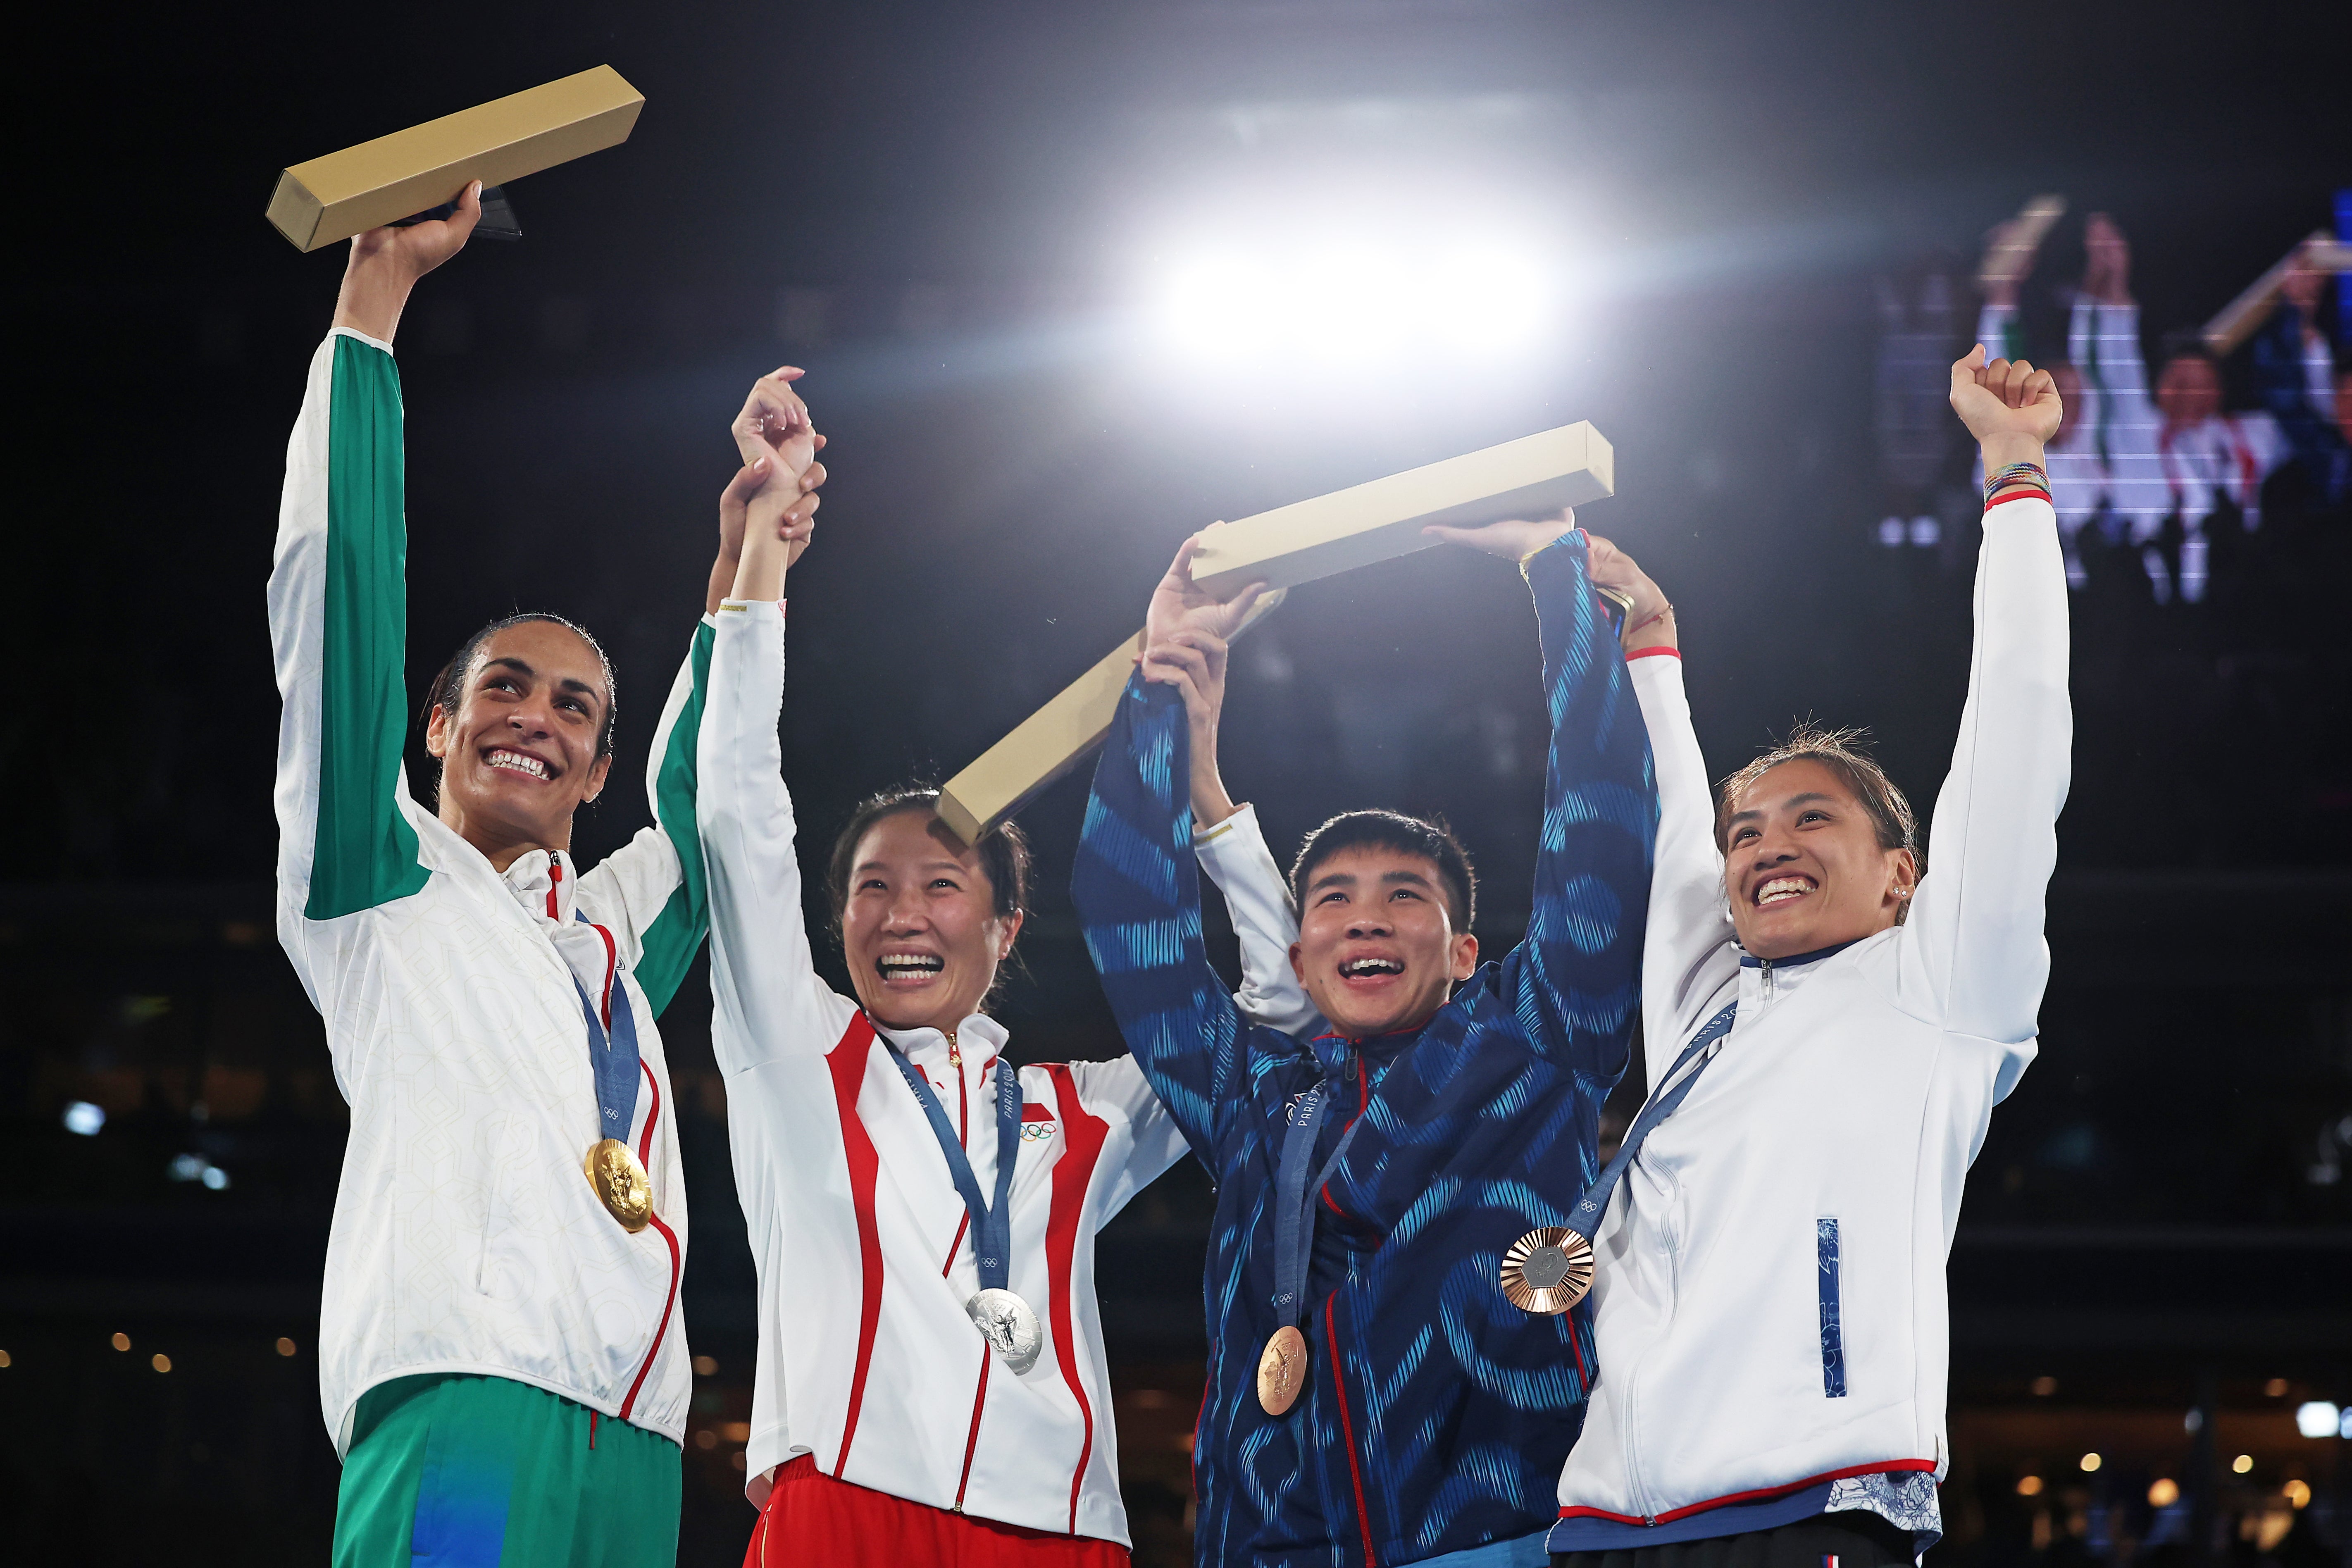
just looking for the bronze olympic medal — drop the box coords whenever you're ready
[583,1138,653,1233]
[966,1288,1044,1375]
[1257,1325,1308,1415]
[1499,1226,1593,1315]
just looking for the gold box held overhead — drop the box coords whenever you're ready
[936,421,1613,844]
[2200,230,2345,357]
[265,66,644,252]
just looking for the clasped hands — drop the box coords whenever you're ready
[718,369,827,581]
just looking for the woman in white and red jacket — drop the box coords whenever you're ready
[1547,347,2072,1568]
[696,416,1314,1566]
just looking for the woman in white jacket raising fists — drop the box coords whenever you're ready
[1544,347,2071,1568]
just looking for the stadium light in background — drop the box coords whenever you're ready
[2295,1400,2342,1439]
[168,1151,231,1190]
[1150,236,1557,368]
[63,1101,105,1136]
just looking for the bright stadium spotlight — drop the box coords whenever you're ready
[1290,244,1409,362]
[63,1101,105,1136]
[1149,227,1553,370]
[2295,1401,2341,1438]
[1430,245,1551,351]
[1156,254,1277,361]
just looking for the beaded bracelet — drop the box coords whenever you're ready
[1983,461,2049,504]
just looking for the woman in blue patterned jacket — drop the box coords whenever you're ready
[1071,514,1659,1568]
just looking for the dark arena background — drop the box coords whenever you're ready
[6,3,2348,1564]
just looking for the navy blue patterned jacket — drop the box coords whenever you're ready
[1071,531,1657,1566]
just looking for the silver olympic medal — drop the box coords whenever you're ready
[966,1288,1044,1374]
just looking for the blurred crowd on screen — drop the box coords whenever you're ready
[1871,201,2351,871]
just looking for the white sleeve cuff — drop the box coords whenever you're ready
[1193,800,1260,850]
[329,324,396,355]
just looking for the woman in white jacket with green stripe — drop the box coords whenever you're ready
[268,185,822,1568]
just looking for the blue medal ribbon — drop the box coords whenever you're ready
[1270,1072,1371,1326]
[572,930,641,1143]
[1562,1001,1738,1239]
[885,1039,1022,1290]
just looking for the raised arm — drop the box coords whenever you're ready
[1897,348,2072,1049]
[271,191,481,927]
[1974,207,2047,362]
[1196,805,1323,1037]
[580,377,827,1012]
[1073,676,1253,1161]
[1157,594,1323,1037]
[1590,546,1738,1088]
[2251,268,2338,472]
[1072,542,1276,1160]
[2074,216,2169,539]
[573,622,716,1013]
[696,381,848,1075]
[1514,531,1656,1069]
[1415,517,1656,1075]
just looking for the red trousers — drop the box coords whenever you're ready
[744,1456,1131,1567]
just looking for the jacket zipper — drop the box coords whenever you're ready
[1623,977,1753,1520]
[1618,1196,1668,1523]
[1620,1134,1693,1523]
[618,1055,682,1420]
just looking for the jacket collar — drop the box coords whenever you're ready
[877,1011,1008,1074]
[1736,937,1862,970]
[500,847,620,1015]
[1311,1024,1420,1075]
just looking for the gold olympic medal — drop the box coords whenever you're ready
[1499,1226,1593,1315]
[584,1138,653,1233]
[1257,1325,1308,1415]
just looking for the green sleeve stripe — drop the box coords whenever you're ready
[306,335,431,921]
[634,620,716,1014]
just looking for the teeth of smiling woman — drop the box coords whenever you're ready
[1756,877,1814,906]
[878,955,945,977]
[1341,958,1403,977]
[488,751,549,779]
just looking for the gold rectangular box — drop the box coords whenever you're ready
[1185,420,1613,597]
[266,65,644,252]
[937,421,1613,842]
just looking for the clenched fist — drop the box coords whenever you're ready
[1949,345,2062,446]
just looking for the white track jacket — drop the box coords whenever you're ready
[1558,494,2070,1528]
[698,598,1316,1545]
[270,329,708,1452]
